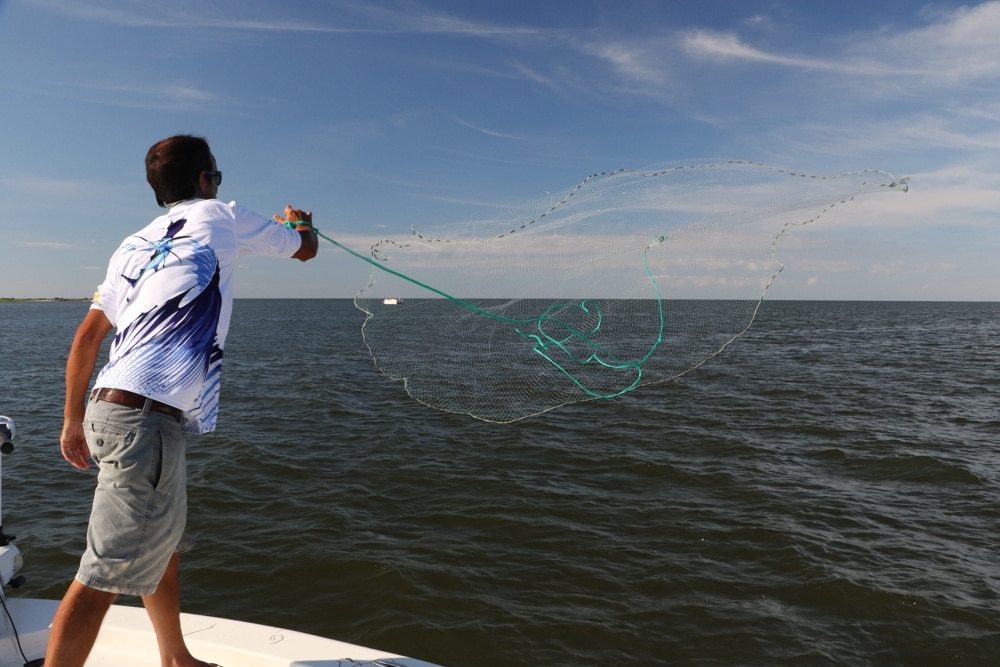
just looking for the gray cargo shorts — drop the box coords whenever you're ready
[76,397,193,596]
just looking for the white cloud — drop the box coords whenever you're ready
[680,30,844,71]
[27,0,345,31]
[28,0,548,38]
[448,114,530,141]
[743,14,774,29]
[12,76,230,112]
[822,165,1000,229]
[670,2,1000,91]
[868,2,1000,83]
[1,175,107,197]
[582,39,672,86]
[17,240,77,249]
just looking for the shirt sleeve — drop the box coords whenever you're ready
[90,246,124,325]
[228,201,303,258]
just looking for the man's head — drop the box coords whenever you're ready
[145,135,220,207]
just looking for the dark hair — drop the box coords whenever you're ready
[145,135,214,207]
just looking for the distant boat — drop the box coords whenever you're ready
[383,297,403,305]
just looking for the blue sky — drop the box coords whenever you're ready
[1,0,997,300]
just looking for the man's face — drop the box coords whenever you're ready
[204,154,220,199]
[195,154,220,200]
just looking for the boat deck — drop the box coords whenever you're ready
[1,598,439,667]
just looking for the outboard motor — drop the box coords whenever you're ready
[0,416,24,588]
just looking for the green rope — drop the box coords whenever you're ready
[313,227,666,399]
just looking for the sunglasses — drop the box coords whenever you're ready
[203,170,223,186]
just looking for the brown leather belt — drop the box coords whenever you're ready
[91,388,182,421]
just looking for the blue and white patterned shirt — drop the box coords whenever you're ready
[91,199,303,434]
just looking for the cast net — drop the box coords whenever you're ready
[342,160,906,422]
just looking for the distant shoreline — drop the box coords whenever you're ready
[0,298,90,303]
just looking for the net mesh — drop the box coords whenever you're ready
[348,160,907,422]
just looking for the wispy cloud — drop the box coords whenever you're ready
[17,240,78,249]
[448,114,530,141]
[378,6,545,39]
[63,80,227,111]
[7,72,229,112]
[679,2,1000,86]
[680,30,845,71]
[32,0,1000,91]
[0,175,132,217]
[867,2,1000,84]
[29,0,547,38]
[28,0,355,32]
[580,38,673,86]
[2,175,108,197]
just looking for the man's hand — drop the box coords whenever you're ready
[276,204,319,261]
[60,419,91,470]
[274,204,312,226]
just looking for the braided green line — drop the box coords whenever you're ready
[316,228,666,399]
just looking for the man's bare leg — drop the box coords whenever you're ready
[44,579,116,667]
[141,552,217,667]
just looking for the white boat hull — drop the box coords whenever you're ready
[1,597,440,667]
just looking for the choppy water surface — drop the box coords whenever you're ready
[2,299,998,666]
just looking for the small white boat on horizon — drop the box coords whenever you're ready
[382,297,403,305]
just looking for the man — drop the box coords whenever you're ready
[48,135,318,667]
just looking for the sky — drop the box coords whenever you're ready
[1,0,998,300]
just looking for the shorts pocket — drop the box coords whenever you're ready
[87,421,163,491]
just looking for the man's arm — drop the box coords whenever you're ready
[276,205,318,262]
[61,308,112,470]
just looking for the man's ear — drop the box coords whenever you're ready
[193,171,210,198]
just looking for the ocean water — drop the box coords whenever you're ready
[1,299,998,666]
